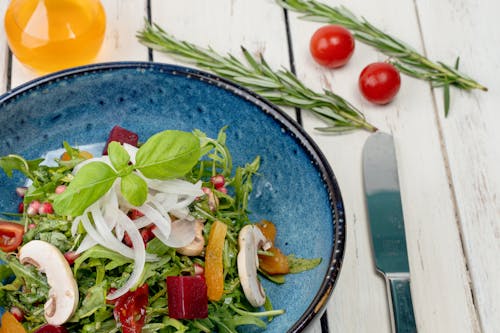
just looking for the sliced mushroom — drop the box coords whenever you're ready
[237,225,272,307]
[18,240,79,326]
[176,220,205,256]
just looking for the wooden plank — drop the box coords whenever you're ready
[10,0,149,88]
[286,0,479,332]
[416,0,500,331]
[150,1,320,331]
[0,1,9,93]
[149,0,299,121]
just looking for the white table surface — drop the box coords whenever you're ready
[1,1,499,332]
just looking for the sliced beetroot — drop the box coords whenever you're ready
[34,324,69,333]
[103,126,139,155]
[166,275,208,319]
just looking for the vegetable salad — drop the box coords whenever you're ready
[0,126,320,332]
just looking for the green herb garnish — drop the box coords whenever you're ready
[53,130,201,216]
[276,0,487,116]
[137,23,377,133]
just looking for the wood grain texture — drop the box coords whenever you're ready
[1,0,498,332]
[416,0,500,331]
[286,0,479,331]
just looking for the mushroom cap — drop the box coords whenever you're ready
[19,240,79,326]
[176,220,205,256]
[237,225,270,307]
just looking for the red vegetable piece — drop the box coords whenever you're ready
[127,209,144,220]
[34,324,68,333]
[0,221,24,252]
[112,284,149,333]
[102,125,139,155]
[166,275,208,319]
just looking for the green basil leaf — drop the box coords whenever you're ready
[135,130,201,179]
[108,141,130,172]
[53,162,118,216]
[121,172,148,206]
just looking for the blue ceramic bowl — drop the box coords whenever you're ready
[0,62,345,332]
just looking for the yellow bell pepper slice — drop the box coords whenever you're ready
[205,220,227,301]
[0,312,26,333]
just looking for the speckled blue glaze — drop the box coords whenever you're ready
[0,62,345,332]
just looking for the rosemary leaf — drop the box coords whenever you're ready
[137,22,377,133]
[276,0,487,117]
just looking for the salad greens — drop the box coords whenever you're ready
[0,127,321,332]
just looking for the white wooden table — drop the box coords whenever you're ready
[1,1,499,332]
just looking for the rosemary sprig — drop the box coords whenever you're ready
[137,23,377,133]
[276,0,487,116]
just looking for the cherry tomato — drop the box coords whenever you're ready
[309,25,355,68]
[0,221,24,252]
[359,62,401,104]
[112,284,149,333]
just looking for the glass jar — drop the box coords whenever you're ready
[4,0,106,74]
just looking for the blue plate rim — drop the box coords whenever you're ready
[0,61,346,332]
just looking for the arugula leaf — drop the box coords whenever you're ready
[53,162,118,216]
[72,282,107,321]
[287,255,322,274]
[73,245,131,275]
[121,172,148,206]
[0,154,44,179]
[108,141,131,173]
[136,130,201,179]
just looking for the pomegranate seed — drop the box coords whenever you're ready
[64,251,79,265]
[194,263,205,275]
[202,187,218,211]
[18,202,24,213]
[55,185,67,194]
[210,175,225,189]
[140,226,155,245]
[128,209,144,220]
[39,202,54,215]
[10,306,24,322]
[27,200,40,216]
[16,187,27,198]
[123,232,133,247]
[28,223,36,229]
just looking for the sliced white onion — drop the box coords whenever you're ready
[71,216,81,237]
[122,143,138,165]
[147,179,204,197]
[137,203,172,239]
[106,209,146,301]
[81,206,156,262]
[131,216,152,229]
[68,147,205,299]
[75,235,97,254]
[170,208,190,219]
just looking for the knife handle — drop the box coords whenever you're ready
[385,274,417,333]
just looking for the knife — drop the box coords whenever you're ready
[362,132,417,333]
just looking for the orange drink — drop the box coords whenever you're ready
[4,0,106,74]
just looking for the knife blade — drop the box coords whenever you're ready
[362,132,417,333]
